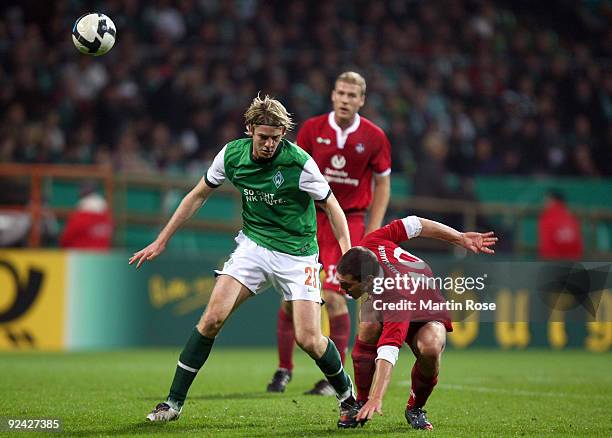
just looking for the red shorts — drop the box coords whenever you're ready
[317,211,366,294]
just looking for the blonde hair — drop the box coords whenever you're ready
[244,93,295,131]
[335,71,366,96]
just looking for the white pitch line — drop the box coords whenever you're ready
[398,382,610,400]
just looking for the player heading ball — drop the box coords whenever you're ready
[130,94,360,425]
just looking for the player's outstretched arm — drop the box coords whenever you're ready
[129,177,215,268]
[417,217,497,254]
[317,193,351,254]
[356,359,394,422]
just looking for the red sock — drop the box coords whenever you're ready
[351,337,377,403]
[407,362,438,409]
[330,313,351,364]
[277,308,295,371]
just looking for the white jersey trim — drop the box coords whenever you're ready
[205,145,227,186]
[376,345,399,366]
[401,216,422,239]
[373,168,392,177]
[299,158,332,201]
[328,111,360,149]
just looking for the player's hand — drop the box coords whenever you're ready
[460,231,497,254]
[129,240,166,268]
[356,398,383,422]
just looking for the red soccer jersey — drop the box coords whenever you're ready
[359,218,453,349]
[297,112,391,212]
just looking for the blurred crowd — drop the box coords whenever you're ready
[0,0,610,183]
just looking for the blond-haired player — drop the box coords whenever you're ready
[131,95,359,424]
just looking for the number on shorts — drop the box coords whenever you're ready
[326,264,339,285]
[304,266,319,289]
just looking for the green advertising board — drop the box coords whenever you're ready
[1,250,609,351]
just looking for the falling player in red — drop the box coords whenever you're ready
[335,216,496,429]
[267,72,392,395]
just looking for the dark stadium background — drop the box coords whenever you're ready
[0,2,610,435]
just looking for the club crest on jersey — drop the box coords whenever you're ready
[331,154,346,170]
[316,137,331,145]
[355,143,365,153]
[273,170,284,188]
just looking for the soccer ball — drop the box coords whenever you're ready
[72,13,116,56]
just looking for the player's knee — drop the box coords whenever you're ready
[198,312,227,337]
[418,333,445,361]
[295,332,318,354]
[419,343,443,361]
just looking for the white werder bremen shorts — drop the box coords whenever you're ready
[215,231,323,303]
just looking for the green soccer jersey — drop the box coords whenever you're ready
[205,138,331,256]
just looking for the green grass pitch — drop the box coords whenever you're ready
[1,349,610,437]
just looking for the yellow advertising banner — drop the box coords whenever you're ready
[0,250,66,351]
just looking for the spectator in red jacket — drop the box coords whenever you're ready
[537,190,583,260]
[59,183,113,250]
